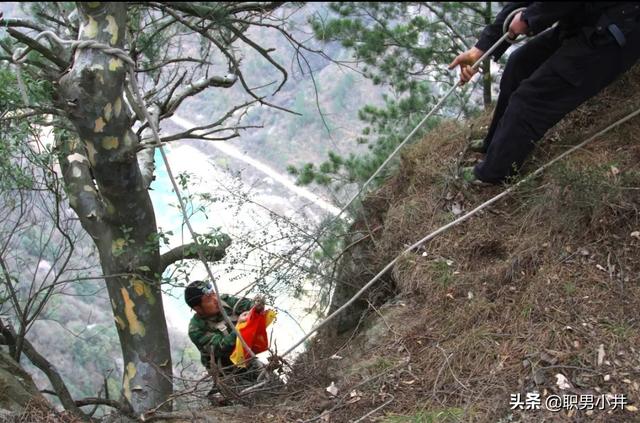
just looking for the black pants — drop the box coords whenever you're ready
[475,26,640,183]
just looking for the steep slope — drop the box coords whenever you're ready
[13,62,640,423]
[246,65,640,422]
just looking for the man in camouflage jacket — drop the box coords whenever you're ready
[185,280,259,371]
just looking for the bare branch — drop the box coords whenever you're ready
[0,18,47,32]
[160,2,283,18]
[6,28,67,69]
[157,70,187,114]
[160,234,232,273]
[163,74,237,116]
[421,3,470,50]
[0,108,62,121]
[154,99,258,144]
[74,397,128,412]
[35,6,78,37]
[156,4,300,116]
[225,24,287,95]
[226,2,285,15]
[136,57,209,73]
[156,124,260,143]
[0,256,26,340]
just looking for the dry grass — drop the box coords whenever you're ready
[0,398,82,423]
[231,65,640,423]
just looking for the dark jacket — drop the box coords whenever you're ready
[476,2,640,60]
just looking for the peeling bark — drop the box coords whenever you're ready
[138,145,156,190]
[57,3,172,414]
[138,105,159,190]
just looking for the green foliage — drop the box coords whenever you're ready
[520,304,533,319]
[127,6,164,77]
[429,259,454,287]
[111,226,133,257]
[290,2,489,189]
[563,281,576,295]
[311,218,350,262]
[602,319,633,339]
[67,324,121,398]
[548,162,640,229]
[0,68,34,190]
[311,3,472,89]
[0,58,57,191]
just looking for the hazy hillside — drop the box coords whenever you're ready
[175,3,386,188]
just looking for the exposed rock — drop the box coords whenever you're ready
[0,350,48,414]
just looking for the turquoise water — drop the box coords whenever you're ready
[148,146,315,357]
[149,148,203,331]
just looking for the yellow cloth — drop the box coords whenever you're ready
[230,309,277,367]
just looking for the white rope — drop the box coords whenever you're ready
[279,105,640,358]
[315,8,527,237]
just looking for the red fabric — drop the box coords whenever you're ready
[237,308,269,359]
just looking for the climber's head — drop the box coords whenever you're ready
[185,280,220,317]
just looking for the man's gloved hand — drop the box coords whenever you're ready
[253,295,265,313]
[508,11,530,39]
[448,47,484,85]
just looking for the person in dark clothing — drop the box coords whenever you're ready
[449,2,640,184]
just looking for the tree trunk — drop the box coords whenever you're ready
[57,2,172,414]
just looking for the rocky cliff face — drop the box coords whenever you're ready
[0,351,48,417]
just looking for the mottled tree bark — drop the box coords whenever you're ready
[57,3,172,414]
[4,0,284,415]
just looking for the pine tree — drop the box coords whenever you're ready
[289,2,495,191]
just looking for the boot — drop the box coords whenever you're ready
[459,166,489,186]
[468,138,487,153]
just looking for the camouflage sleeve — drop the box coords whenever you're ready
[189,317,236,362]
[188,317,213,351]
[210,331,237,358]
[221,294,253,314]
